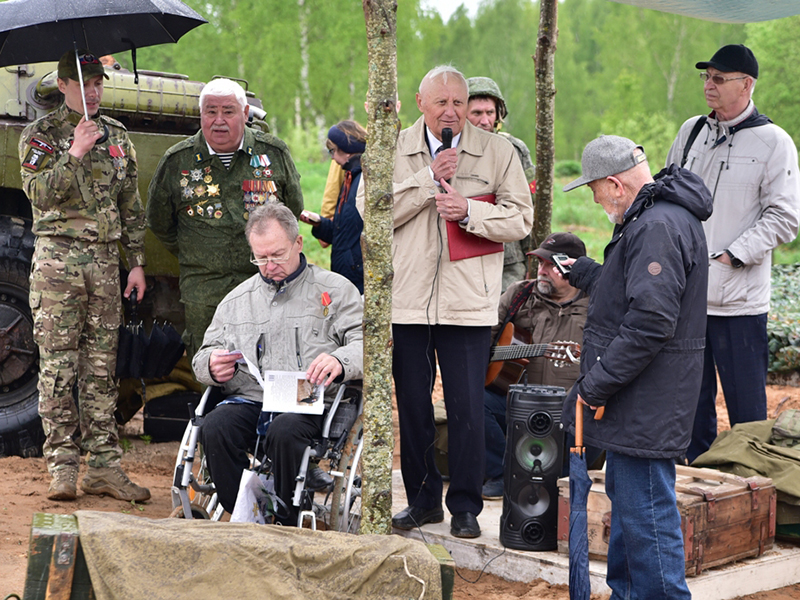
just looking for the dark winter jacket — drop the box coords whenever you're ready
[562,164,713,459]
[313,155,363,293]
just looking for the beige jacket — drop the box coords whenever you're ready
[382,117,532,326]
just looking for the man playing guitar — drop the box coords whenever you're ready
[482,232,589,499]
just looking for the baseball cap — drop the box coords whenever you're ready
[563,135,646,192]
[696,44,758,79]
[57,50,109,82]
[527,232,587,261]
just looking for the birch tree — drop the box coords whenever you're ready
[359,0,399,534]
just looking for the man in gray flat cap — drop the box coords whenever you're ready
[561,135,712,600]
[666,44,800,462]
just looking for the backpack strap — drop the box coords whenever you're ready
[681,116,708,168]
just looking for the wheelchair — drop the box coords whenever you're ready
[170,382,363,533]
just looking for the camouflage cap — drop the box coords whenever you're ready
[57,50,109,82]
[467,76,508,120]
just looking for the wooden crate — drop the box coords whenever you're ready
[557,465,776,576]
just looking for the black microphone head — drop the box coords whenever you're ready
[441,127,453,150]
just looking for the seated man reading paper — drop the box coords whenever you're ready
[193,202,363,524]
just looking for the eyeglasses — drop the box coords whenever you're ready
[700,72,748,85]
[250,253,291,266]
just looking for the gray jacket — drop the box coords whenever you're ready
[667,102,800,316]
[193,259,363,403]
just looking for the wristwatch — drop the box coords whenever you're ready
[711,249,744,268]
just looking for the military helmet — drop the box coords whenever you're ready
[467,76,508,120]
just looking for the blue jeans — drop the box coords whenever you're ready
[688,314,768,462]
[605,451,690,600]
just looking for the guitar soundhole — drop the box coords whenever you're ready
[527,411,553,437]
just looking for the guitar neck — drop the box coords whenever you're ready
[491,344,550,362]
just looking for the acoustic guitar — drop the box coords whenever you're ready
[485,322,581,395]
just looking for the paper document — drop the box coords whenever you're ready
[262,371,325,415]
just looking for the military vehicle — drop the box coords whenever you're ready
[0,61,265,457]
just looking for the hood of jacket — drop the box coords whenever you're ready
[624,163,713,226]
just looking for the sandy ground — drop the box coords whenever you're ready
[2,384,800,599]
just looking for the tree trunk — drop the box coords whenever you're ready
[530,0,558,271]
[359,0,399,535]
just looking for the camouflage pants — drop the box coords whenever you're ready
[182,301,219,361]
[29,237,123,473]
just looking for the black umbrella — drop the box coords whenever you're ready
[0,0,206,121]
[0,0,206,69]
[116,289,147,380]
[568,400,604,600]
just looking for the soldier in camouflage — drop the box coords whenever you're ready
[147,79,304,360]
[467,77,536,291]
[19,50,150,502]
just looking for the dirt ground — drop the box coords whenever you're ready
[2,385,800,599]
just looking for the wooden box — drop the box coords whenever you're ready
[556,465,776,576]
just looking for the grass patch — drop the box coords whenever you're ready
[295,160,332,270]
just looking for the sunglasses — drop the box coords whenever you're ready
[699,72,747,85]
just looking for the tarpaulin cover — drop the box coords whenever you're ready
[611,0,800,23]
[75,511,441,600]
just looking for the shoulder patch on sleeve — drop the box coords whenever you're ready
[22,138,54,172]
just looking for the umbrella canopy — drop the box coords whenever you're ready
[568,401,606,600]
[0,0,206,68]
[568,401,592,600]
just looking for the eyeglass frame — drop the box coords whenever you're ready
[699,72,748,86]
[249,253,292,266]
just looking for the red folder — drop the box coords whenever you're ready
[446,194,504,261]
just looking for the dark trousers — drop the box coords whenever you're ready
[688,314,768,462]
[393,323,491,516]
[200,402,322,523]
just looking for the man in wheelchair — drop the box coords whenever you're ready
[192,202,363,525]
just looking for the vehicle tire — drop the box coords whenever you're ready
[0,256,43,457]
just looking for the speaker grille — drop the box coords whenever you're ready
[514,433,559,474]
[527,410,554,437]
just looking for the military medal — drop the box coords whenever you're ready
[204,175,213,184]
[187,206,194,216]
[243,211,249,220]
[263,169,272,178]
[207,184,220,196]
[194,185,205,197]
[190,169,202,181]
[183,187,193,198]
[196,205,204,216]
[253,168,261,178]
[180,177,189,187]
[321,292,331,317]
[214,204,223,219]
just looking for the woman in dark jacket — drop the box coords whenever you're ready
[300,120,366,293]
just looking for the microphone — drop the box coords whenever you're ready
[440,127,453,150]
[439,127,453,185]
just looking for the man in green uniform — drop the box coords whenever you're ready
[147,79,304,359]
[467,77,536,291]
[19,50,150,502]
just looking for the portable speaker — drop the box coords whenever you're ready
[499,383,565,551]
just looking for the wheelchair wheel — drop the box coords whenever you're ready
[327,413,363,533]
[169,503,210,520]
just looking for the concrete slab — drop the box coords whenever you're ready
[390,469,800,598]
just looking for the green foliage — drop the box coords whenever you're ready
[284,125,328,165]
[768,265,800,373]
[555,160,582,178]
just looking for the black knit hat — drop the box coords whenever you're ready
[696,44,758,79]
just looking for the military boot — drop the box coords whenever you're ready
[81,466,151,502]
[47,467,78,501]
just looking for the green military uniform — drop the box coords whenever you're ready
[19,102,146,474]
[498,131,535,291]
[147,126,304,359]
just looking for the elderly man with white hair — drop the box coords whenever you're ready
[147,78,304,359]
[368,65,532,539]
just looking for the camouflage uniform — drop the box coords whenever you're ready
[147,126,303,358]
[19,102,146,474]
[498,131,535,290]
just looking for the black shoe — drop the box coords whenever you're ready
[450,512,481,538]
[392,505,444,530]
[305,466,334,492]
